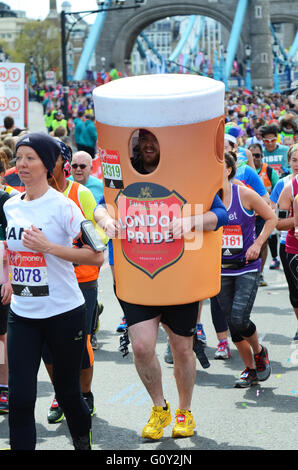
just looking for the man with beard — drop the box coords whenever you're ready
[95,128,228,440]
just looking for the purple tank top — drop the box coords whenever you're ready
[221,184,261,275]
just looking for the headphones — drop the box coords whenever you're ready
[57,140,72,178]
[63,160,71,178]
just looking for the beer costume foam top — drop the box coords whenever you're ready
[93,74,225,305]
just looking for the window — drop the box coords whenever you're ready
[261,52,268,63]
[255,6,262,19]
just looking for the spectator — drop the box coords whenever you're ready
[69,150,104,202]
[2,136,16,154]
[51,111,67,133]
[53,126,67,138]
[1,116,14,138]
[81,115,97,158]
[1,146,13,166]
[74,111,85,151]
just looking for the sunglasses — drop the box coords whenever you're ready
[252,153,262,158]
[71,163,88,170]
[263,137,277,143]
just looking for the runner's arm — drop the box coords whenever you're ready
[169,195,228,237]
[276,183,294,231]
[94,205,122,238]
[240,187,277,260]
[22,225,104,267]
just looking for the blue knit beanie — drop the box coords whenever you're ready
[15,132,61,175]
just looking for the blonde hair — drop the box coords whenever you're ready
[287,143,298,162]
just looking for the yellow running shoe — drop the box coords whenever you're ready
[141,401,171,440]
[172,409,196,438]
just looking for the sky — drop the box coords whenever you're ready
[3,0,100,23]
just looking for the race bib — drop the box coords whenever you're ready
[8,251,49,297]
[269,163,283,177]
[222,225,243,256]
[100,149,124,189]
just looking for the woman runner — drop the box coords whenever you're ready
[211,152,277,387]
[4,132,104,450]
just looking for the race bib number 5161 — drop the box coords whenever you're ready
[8,251,49,297]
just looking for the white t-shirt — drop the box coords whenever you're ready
[4,187,85,319]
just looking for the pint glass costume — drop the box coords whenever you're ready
[93,74,225,305]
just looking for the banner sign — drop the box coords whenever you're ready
[0,62,26,130]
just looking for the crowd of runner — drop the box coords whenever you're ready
[0,82,297,449]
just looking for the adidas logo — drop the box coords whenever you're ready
[223,249,232,256]
[20,286,33,297]
[21,137,30,143]
[109,180,115,188]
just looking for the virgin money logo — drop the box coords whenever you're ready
[9,251,22,266]
[116,182,186,278]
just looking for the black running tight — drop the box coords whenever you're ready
[7,305,91,450]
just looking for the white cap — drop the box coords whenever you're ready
[93,74,225,128]
[224,134,237,144]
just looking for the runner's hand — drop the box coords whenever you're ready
[104,218,122,238]
[168,216,193,239]
[1,281,12,305]
[245,241,261,261]
[22,225,53,253]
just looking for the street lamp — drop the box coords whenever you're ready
[244,44,252,91]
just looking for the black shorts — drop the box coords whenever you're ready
[0,302,9,335]
[118,299,199,337]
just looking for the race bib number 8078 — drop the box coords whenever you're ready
[8,251,49,297]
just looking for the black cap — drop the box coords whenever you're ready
[15,132,61,175]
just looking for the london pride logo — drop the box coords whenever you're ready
[115,182,186,278]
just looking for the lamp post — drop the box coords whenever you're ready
[244,44,252,91]
[29,55,36,87]
[272,41,280,93]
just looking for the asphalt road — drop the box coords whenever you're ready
[1,256,297,453]
[0,103,297,453]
